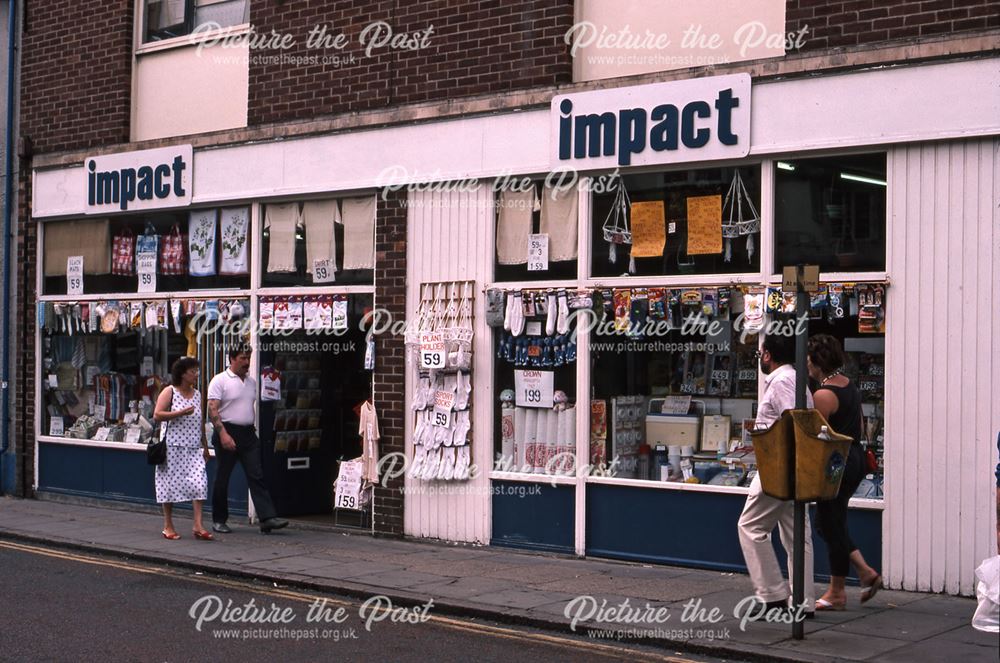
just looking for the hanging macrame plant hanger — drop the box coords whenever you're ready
[721,170,761,263]
[601,176,635,272]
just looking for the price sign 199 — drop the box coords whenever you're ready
[522,388,542,403]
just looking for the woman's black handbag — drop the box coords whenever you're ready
[147,421,167,465]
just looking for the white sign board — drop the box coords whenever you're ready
[67,256,84,295]
[419,332,446,369]
[334,459,364,510]
[551,74,750,170]
[514,369,555,408]
[85,145,193,214]
[527,234,549,272]
[136,253,157,293]
[312,258,336,283]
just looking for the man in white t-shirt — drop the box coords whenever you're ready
[207,346,287,534]
[738,333,815,620]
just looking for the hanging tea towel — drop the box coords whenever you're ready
[496,188,538,265]
[188,209,217,276]
[302,199,341,274]
[341,196,376,270]
[540,183,579,262]
[265,202,301,273]
[219,207,250,275]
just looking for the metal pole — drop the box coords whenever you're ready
[792,269,808,640]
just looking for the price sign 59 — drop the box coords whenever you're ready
[419,331,446,369]
[66,256,84,295]
[312,258,336,284]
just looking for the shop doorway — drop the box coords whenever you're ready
[258,296,372,519]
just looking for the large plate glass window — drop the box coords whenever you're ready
[773,153,887,273]
[590,165,761,278]
[494,179,579,282]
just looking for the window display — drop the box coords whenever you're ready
[491,286,586,475]
[41,297,249,444]
[494,181,579,282]
[590,166,761,277]
[42,209,251,295]
[261,198,375,287]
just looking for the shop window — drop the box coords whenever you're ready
[493,287,583,475]
[40,297,247,442]
[589,286,758,483]
[143,0,249,44]
[774,153,887,273]
[590,166,761,278]
[42,209,252,296]
[261,198,375,288]
[494,181,579,282]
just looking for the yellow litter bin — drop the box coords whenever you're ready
[751,409,853,502]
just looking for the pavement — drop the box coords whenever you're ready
[0,496,995,663]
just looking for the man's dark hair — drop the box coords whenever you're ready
[170,356,200,386]
[762,333,796,366]
[227,344,252,361]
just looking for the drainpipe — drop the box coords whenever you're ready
[1,0,17,494]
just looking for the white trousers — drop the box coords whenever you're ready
[738,474,815,607]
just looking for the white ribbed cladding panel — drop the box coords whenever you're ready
[884,138,999,596]
[404,186,494,544]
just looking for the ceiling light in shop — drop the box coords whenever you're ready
[776,162,795,171]
[840,173,886,186]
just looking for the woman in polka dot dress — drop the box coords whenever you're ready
[154,356,212,541]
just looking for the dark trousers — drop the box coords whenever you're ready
[212,423,278,524]
[815,443,867,577]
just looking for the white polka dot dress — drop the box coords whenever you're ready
[155,388,208,504]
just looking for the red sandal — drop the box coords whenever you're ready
[162,530,181,540]
[193,530,214,541]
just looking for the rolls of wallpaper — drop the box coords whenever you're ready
[514,406,527,471]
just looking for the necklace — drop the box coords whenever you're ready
[821,369,842,385]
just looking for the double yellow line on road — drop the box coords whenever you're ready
[0,539,702,663]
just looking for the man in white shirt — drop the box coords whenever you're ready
[207,346,287,534]
[738,333,815,619]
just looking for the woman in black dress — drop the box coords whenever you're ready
[808,334,882,610]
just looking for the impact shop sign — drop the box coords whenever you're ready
[551,74,750,170]
[85,145,193,213]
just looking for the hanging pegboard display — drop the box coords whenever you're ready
[406,281,475,481]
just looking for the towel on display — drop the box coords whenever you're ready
[302,199,341,274]
[496,188,538,265]
[540,183,579,262]
[341,197,376,270]
[265,202,301,273]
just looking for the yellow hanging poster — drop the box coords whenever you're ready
[686,195,722,255]
[629,201,665,258]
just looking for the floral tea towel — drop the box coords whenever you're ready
[220,207,249,275]
[188,209,217,276]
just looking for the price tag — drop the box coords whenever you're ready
[334,459,364,510]
[141,356,154,377]
[312,258,336,284]
[47,374,58,389]
[419,331,446,369]
[432,390,455,428]
[93,427,111,441]
[514,369,554,408]
[85,365,100,386]
[136,253,156,293]
[527,234,549,272]
[49,417,64,437]
[661,395,691,415]
[125,426,142,444]
[525,321,542,337]
[668,222,677,234]
[67,256,84,295]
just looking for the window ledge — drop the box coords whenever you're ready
[136,23,251,57]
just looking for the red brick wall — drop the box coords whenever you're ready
[372,189,407,536]
[787,0,1000,50]
[247,0,574,126]
[20,1,133,154]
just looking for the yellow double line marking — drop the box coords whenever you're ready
[0,539,698,662]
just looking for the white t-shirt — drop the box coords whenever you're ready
[756,363,813,429]
[207,369,257,426]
